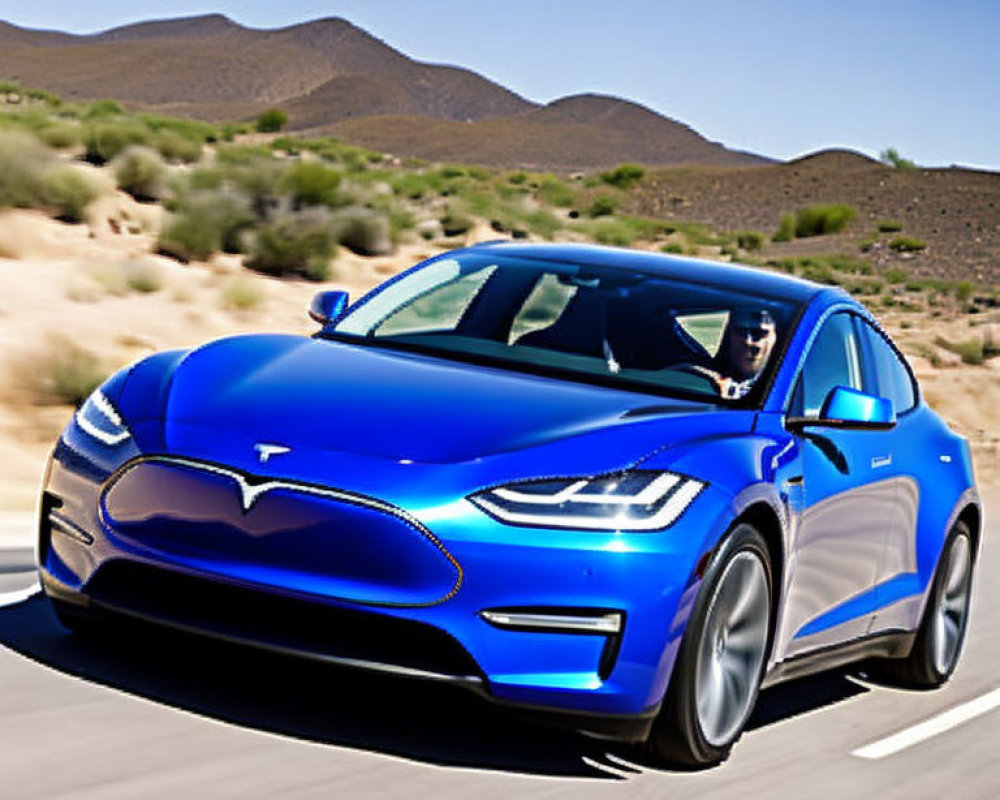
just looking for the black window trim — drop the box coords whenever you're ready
[855,314,920,418]
[783,308,867,417]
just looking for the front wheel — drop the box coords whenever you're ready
[648,524,772,767]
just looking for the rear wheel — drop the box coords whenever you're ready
[648,524,772,767]
[880,521,974,688]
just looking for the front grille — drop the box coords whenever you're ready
[86,561,482,679]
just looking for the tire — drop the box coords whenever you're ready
[49,597,104,637]
[879,521,975,688]
[648,523,773,768]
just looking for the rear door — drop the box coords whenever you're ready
[857,319,922,633]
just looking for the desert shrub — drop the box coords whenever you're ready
[793,203,856,237]
[84,99,124,119]
[0,130,51,207]
[37,122,81,149]
[616,215,672,241]
[934,336,984,365]
[877,220,903,233]
[889,236,926,252]
[538,176,575,207]
[588,195,617,217]
[880,147,917,170]
[215,144,274,166]
[256,108,288,133]
[884,268,909,284]
[440,205,473,236]
[121,258,163,293]
[159,190,255,260]
[507,171,529,185]
[439,165,466,179]
[522,209,562,239]
[220,275,265,310]
[772,214,796,242]
[278,137,383,169]
[735,230,766,251]
[153,129,203,163]
[39,166,99,223]
[844,277,883,296]
[194,152,285,219]
[466,166,491,181]
[245,210,336,281]
[114,146,167,201]
[661,243,684,254]
[954,280,974,302]
[15,336,108,406]
[330,206,393,256]
[158,213,221,262]
[386,207,415,242]
[588,219,636,247]
[82,119,152,164]
[826,254,871,274]
[391,173,438,200]
[220,122,252,141]
[600,163,645,189]
[280,161,344,209]
[140,113,219,141]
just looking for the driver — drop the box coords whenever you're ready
[693,308,777,399]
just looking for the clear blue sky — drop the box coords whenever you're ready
[3,0,998,170]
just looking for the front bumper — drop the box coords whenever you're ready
[39,442,730,739]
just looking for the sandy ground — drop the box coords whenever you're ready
[0,201,996,536]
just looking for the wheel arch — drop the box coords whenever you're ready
[732,501,785,657]
[956,502,981,559]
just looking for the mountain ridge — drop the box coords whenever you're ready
[0,14,771,168]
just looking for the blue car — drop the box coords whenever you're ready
[38,243,980,766]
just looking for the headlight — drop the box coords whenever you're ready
[75,389,131,446]
[469,470,705,531]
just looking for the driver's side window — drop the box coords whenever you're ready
[790,312,863,416]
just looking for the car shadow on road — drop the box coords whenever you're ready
[0,594,870,778]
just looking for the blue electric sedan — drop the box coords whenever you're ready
[38,242,980,766]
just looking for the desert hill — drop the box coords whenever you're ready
[0,14,769,169]
[626,149,1000,283]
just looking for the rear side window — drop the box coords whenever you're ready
[790,312,863,416]
[860,321,917,414]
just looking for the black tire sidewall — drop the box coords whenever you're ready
[911,521,974,686]
[649,522,773,767]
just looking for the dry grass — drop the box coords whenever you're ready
[6,335,108,406]
[220,274,266,310]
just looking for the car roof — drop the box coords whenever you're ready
[462,242,826,304]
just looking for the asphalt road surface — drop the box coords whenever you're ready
[2,491,998,800]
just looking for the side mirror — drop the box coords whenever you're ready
[787,386,896,432]
[309,290,349,327]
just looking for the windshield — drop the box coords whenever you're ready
[331,253,801,404]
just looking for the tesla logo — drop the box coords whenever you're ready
[254,443,290,463]
[234,477,275,513]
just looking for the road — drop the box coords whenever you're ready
[1,491,998,800]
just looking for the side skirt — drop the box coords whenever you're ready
[762,630,915,689]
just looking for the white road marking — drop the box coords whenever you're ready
[580,756,634,779]
[0,580,40,608]
[852,687,1000,759]
[604,752,645,773]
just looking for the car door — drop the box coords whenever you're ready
[781,311,896,657]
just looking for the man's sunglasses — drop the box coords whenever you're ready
[731,325,772,341]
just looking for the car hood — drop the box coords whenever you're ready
[129,334,753,500]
